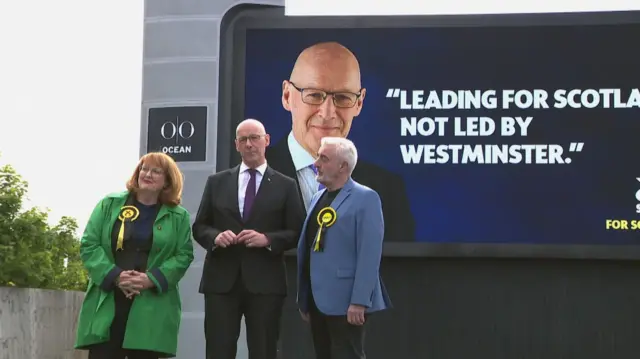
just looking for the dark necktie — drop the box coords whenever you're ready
[243,169,257,221]
[309,164,326,190]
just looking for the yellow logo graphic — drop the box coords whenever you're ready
[117,205,140,250]
[314,207,337,252]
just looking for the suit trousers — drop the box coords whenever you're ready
[308,291,368,359]
[87,289,160,359]
[204,273,286,359]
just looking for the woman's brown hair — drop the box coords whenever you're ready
[125,152,184,206]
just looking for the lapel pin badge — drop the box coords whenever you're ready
[157,225,162,230]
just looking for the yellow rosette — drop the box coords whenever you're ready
[313,207,337,252]
[116,205,140,251]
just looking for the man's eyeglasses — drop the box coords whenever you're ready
[236,134,265,143]
[288,81,362,109]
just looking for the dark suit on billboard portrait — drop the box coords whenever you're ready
[266,132,415,242]
[192,162,305,359]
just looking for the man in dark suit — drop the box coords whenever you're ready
[192,119,306,359]
[266,41,415,242]
[296,136,392,359]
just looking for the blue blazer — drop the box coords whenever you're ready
[296,178,392,316]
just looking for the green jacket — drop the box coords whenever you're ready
[75,191,194,357]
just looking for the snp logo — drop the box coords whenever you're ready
[636,178,640,213]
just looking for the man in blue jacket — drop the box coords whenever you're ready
[296,136,392,359]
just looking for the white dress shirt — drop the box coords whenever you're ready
[238,162,268,218]
[287,132,321,210]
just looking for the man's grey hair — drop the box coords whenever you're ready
[320,137,358,174]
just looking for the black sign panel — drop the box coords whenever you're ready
[147,106,207,162]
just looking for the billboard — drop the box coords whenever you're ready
[217,8,640,257]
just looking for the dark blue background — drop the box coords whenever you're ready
[244,24,640,245]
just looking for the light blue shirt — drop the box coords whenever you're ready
[287,132,321,210]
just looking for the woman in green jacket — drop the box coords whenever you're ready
[75,152,195,359]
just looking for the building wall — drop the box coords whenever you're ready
[0,287,87,359]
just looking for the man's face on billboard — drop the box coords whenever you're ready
[282,42,366,156]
